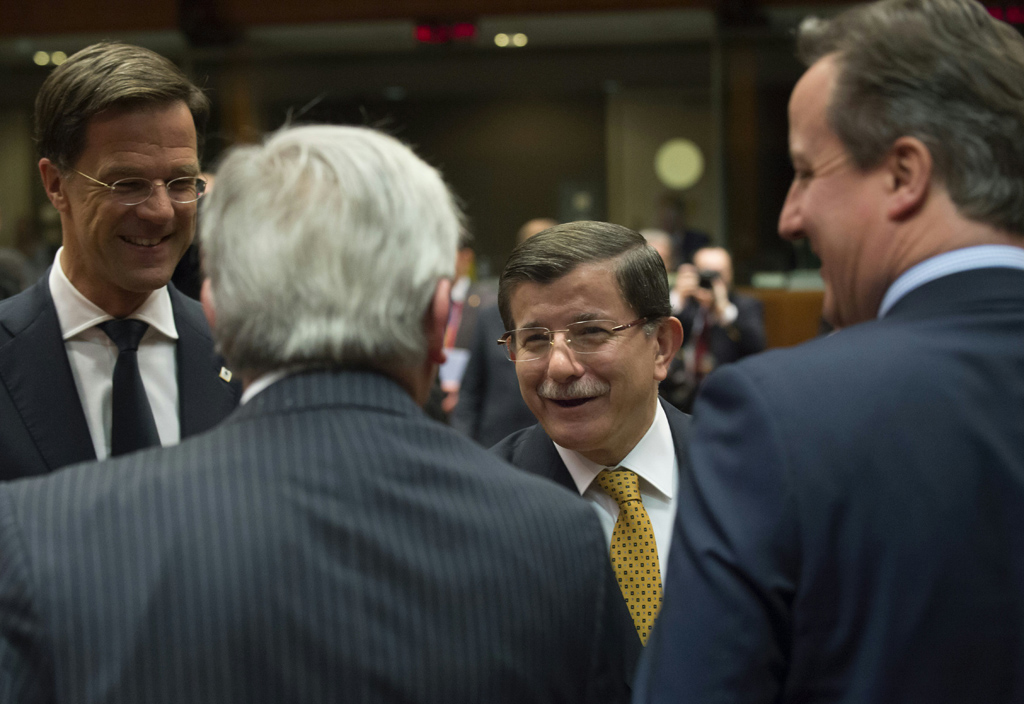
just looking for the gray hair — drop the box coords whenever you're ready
[797,0,1024,235]
[35,42,209,170]
[201,125,461,377]
[498,221,671,332]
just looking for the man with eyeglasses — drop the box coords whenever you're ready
[0,42,240,480]
[492,221,689,663]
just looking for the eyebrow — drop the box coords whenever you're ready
[517,312,608,329]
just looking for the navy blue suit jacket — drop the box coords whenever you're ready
[0,370,631,703]
[492,398,692,679]
[0,276,240,479]
[637,268,1024,703]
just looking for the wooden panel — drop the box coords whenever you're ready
[737,287,824,348]
[0,0,177,36]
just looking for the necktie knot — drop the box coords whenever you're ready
[100,319,150,353]
[595,468,642,506]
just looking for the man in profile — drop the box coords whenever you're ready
[638,1,1024,701]
[492,221,689,656]
[0,42,239,479]
[0,126,630,703]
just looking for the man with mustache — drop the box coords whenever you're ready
[492,221,689,661]
[0,42,240,479]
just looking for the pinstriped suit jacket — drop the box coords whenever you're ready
[0,370,631,704]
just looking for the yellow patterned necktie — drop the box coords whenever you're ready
[595,467,663,645]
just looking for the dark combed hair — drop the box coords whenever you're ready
[497,220,671,331]
[35,42,209,170]
[797,0,1024,235]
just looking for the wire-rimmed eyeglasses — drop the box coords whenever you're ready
[497,317,648,362]
[73,169,208,206]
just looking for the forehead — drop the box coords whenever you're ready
[509,259,632,327]
[788,55,841,158]
[77,101,198,171]
[694,248,729,270]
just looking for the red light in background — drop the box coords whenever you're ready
[452,23,476,39]
[415,22,477,44]
[987,4,1024,22]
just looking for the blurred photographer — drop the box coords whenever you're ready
[662,246,766,412]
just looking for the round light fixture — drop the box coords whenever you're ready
[654,138,705,190]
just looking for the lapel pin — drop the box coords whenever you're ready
[219,367,233,383]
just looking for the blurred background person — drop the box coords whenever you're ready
[661,245,766,412]
[438,230,497,416]
[451,217,556,446]
[640,228,676,272]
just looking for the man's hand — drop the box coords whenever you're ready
[675,264,714,310]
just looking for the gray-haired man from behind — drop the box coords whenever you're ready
[0,126,632,703]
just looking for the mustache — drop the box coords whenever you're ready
[537,378,610,400]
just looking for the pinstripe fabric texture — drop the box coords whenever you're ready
[0,370,630,703]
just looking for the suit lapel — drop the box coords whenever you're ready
[0,278,96,471]
[661,398,692,480]
[512,425,579,493]
[170,286,239,437]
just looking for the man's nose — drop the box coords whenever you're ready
[544,334,585,382]
[778,183,804,241]
[135,182,177,223]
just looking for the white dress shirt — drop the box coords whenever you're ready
[49,248,180,460]
[554,401,679,578]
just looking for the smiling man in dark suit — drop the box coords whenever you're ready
[637,1,1024,702]
[492,221,690,657]
[0,125,631,704]
[0,42,239,479]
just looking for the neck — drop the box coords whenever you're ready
[59,248,150,318]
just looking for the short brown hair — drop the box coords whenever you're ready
[498,221,671,332]
[35,42,209,170]
[797,0,1024,235]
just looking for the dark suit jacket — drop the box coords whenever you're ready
[491,398,692,678]
[637,267,1024,704]
[0,370,631,704]
[676,291,766,365]
[451,305,536,447]
[0,276,240,480]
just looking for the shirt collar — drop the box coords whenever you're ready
[554,400,675,500]
[451,275,471,303]
[878,245,1024,318]
[240,369,293,404]
[49,246,179,341]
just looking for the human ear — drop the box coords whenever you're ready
[652,316,683,382]
[885,136,932,221]
[38,159,70,213]
[424,278,452,366]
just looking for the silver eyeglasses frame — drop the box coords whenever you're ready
[73,169,208,206]
[497,317,649,363]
